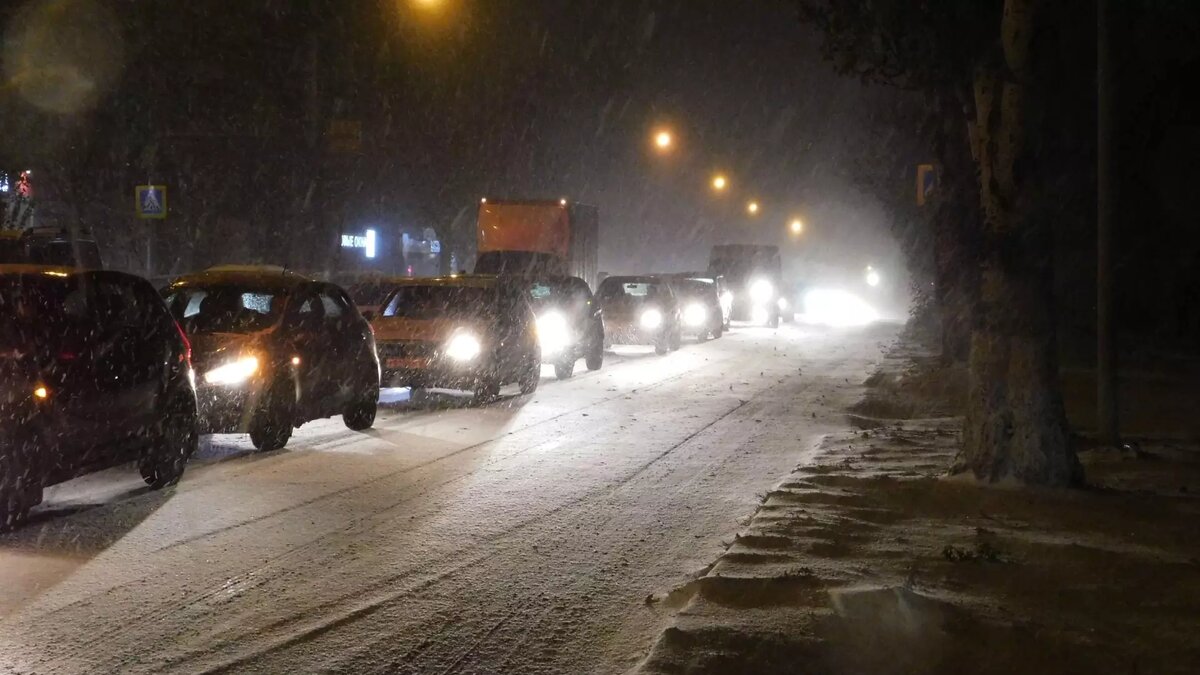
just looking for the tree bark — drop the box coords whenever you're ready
[953,0,1082,486]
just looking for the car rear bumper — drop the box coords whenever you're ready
[605,321,662,346]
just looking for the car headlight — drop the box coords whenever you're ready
[683,303,707,326]
[777,297,789,311]
[640,308,663,330]
[536,311,572,355]
[203,355,259,385]
[445,332,482,361]
[749,279,773,305]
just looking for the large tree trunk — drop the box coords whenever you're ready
[953,0,1082,486]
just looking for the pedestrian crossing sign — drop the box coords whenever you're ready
[136,185,167,219]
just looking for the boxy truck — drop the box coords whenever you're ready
[474,199,599,289]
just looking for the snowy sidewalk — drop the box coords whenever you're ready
[635,338,1200,674]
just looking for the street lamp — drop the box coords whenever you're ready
[790,218,804,235]
[653,129,673,152]
[711,174,728,192]
[746,200,760,215]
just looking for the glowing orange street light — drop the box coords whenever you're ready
[747,200,760,215]
[790,218,804,235]
[711,174,728,192]
[653,129,673,151]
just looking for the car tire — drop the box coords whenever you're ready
[696,330,709,343]
[554,358,575,380]
[519,358,541,394]
[141,405,197,489]
[250,381,295,451]
[344,381,379,431]
[713,324,723,339]
[585,342,604,371]
[0,452,37,532]
[768,312,780,328]
[669,327,682,351]
[654,336,669,355]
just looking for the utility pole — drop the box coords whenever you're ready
[1097,0,1119,445]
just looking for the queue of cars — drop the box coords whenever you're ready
[1,262,739,530]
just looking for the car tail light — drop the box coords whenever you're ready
[174,320,192,365]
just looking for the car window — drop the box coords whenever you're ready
[382,285,494,319]
[319,291,344,320]
[164,285,286,334]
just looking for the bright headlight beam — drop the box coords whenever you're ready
[640,308,663,330]
[749,279,773,305]
[802,289,878,327]
[203,355,260,385]
[683,303,707,327]
[445,332,482,361]
[536,311,571,355]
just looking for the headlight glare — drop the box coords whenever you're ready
[203,355,260,385]
[640,308,664,330]
[445,332,482,361]
[749,279,774,305]
[683,303,707,326]
[536,311,572,355]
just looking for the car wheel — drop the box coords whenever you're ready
[654,335,669,355]
[585,341,604,371]
[519,358,541,394]
[713,324,723,339]
[768,312,780,328]
[696,330,709,342]
[0,453,37,532]
[141,406,197,489]
[554,357,575,380]
[344,381,379,431]
[669,327,683,351]
[250,381,295,451]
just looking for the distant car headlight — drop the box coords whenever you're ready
[203,355,259,386]
[445,332,482,361]
[683,303,708,326]
[777,297,789,311]
[536,311,572,355]
[640,308,663,330]
[749,279,773,305]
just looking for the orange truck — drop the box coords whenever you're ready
[474,199,599,288]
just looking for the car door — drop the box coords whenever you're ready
[317,285,360,404]
[282,287,328,410]
[68,274,166,466]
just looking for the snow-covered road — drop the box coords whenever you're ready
[0,322,893,674]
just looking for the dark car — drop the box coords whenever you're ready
[527,275,604,379]
[597,275,682,355]
[673,271,732,330]
[162,266,380,452]
[370,275,541,401]
[708,244,783,327]
[667,276,724,341]
[1,265,197,529]
[0,227,104,269]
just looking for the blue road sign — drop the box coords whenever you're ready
[136,185,167,219]
[916,164,936,206]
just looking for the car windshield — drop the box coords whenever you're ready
[599,280,661,302]
[1,274,157,351]
[381,285,494,319]
[163,285,285,334]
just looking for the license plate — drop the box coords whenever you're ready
[386,357,426,369]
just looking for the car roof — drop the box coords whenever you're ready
[0,263,80,276]
[601,275,664,284]
[166,266,314,291]
[387,275,501,289]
